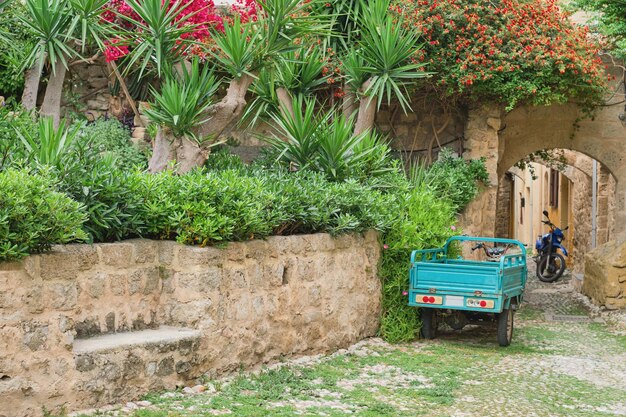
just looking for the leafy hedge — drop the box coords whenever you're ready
[0,169,87,261]
[69,167,395,245]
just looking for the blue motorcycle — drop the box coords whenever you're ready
[535,210,569,283]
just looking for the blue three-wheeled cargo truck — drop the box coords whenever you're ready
[408,236,528,346]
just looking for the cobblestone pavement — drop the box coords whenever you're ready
[75,260,626,417]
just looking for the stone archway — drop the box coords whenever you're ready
[459,100,626,308]
[495,150,616,276]
[498,103,626,236]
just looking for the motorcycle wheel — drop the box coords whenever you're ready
[537,253,566,282]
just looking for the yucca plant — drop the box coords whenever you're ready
[67,0,108,52]
[111,0,199,78]
[21,0,74,73]
[350,0,430,112]
[263,96,396,181]
[254,0,331,63]
[276,47,328,96]
[15,117,84,168]
[0,0,13,44]
[263,95,328,170]
[143,60,219,141]
[210,16,258,79]
[241,71,279,127]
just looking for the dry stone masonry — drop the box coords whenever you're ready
[0,232,381,417]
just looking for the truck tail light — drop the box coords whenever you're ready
[467,298,494,309]
[415,294,442,305]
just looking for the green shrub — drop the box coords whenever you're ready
[81,118,149,171]
[379,181,458,343]
[0,106,33,170]
[0,168,87,261]
[423,148,489,213]
[0,3,37,100]
[57,153,145,243]
[122,168,395,245]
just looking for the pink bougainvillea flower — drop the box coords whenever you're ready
[103,39,130,62]
[383,244,389,249]
[402,291,408,296]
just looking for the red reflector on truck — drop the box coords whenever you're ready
[415,295,442,305]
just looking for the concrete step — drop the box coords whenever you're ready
[73,326,201,354]
[71,326,204,408]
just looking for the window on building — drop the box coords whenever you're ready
[549,169,559,208]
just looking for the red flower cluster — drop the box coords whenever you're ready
[103,38,130,62]
[391,0,606,110]
[102,0,259,61]
[231,0,258,23]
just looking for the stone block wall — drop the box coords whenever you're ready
[584,240,626,309]
[495,173,513,238]
[0,232,381,416]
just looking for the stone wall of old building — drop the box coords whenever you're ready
[458,104,502,251]
[584,240,626,309]
[571,168,592,275]
[0,232,381,417]
[495,173,513,238]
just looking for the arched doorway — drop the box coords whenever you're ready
[496,149,617,278]
[460,100,626,309]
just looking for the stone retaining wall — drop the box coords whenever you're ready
[0,232,381,417]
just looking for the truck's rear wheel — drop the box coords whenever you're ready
[420,308,438,339]
[497,308,514,347]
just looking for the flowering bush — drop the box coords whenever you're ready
[102,0,258,62]
[391,0,607,110]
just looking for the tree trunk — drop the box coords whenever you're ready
[176,137,208,174]
[40,60,67,128]
[198,73,255,139]
[276,87,295,119]
[21,66,41,111]
[342,86,357,120]
[353,79,377,136]
[148,74,255,173]
[148,128,177,173]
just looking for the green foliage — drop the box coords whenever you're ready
[0,168,87,261]
[210,16,258,78]
[80,118,149,171]
[572,0,626,59]
[350,0,430,112]
[57,152,144,242]
[0,106,35,170]
[21,0,75,73]
[143,60,219,140]
[0,3,38,99]
[67,0,108,52]
[120,167,394,245]
[16,117,84,168]
[423,148,489,213]
[113,0,196,78]
[379,181,458,343]
[262,96,397,181]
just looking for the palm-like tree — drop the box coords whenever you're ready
[20,0,107,125]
